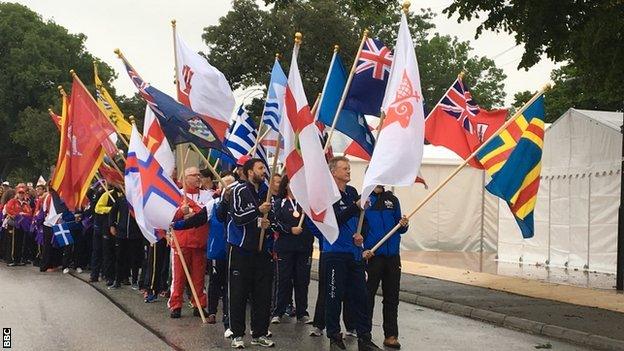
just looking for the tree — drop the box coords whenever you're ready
[0,2,121,182]
[445,0,624,114]
[203,0,506,115]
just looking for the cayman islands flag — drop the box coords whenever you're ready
[281,37,341,243]
[476,95,545,238]
[361,12,425,202]
[125,124,184,243]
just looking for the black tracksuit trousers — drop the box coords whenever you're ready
[366,254,401,338]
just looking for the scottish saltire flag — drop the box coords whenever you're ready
[343,38,393,116]
[118,53,230,157]
[263,59,288,133]
[125,124,184,244]
[317,51,375,157]
[53,223,73,247]
[476,95,545,238]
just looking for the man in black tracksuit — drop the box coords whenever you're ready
[362,186,409,349]
[226,158,275,349]
[108,192,143,289]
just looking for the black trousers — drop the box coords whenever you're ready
[143,238,168,294]
[366,255,401,338]
[90,225,104,280]
[5,227,24,264]
[228,247,273,338]
[115,237,143,283]
[312,251,326,329]
[273,250,312,318]
[208,258,229,325]
[102,234,116,282]
[40,226,61,271]
[22,230,36,262]
[324,253,371,339]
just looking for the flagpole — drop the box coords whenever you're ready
[188,143,227,189]
[257,134,281,251]
[94,60,131,146]
[323,29,369,153]
[250,54,280,157]
[69,70,130,152]
[367,85,549,255]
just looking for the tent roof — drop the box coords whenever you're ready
[570,109,623,132]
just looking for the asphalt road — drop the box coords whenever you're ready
[0,265,591,350]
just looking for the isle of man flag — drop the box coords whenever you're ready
[361,12,425,202]
[281,38,341,243]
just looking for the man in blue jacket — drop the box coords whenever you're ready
[362,185,408,349]
[323,156,380,351]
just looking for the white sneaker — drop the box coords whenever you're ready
[231,336,244,348]
[270,316,281,324]
[224,328,233,339]
[62,268,70,274]
[76,267,83,274]
[251,336,275,347]
[298,315,312,324]
[309,327,323,337]
[345,329,357,338]
[266,330,272,338]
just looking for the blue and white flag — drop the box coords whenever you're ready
[53,223,74,247]
[262,59,288,133]
[224,106,269,170]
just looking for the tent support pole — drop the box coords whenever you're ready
[616,125,624,291]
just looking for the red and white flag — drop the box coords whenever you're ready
[281,40,341,243]
[361,12,425,202]
[142,106,175,178]
[175,32,234,140]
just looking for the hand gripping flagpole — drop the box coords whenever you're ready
[129,115,207,324]
[367,85,549,255]
[323,29,369,153]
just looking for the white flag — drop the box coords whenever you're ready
[175,32,235,140]
[361,12,425,202]
[281,41,341,243]
[142,106,175,178]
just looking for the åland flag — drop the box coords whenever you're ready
[125,124,184,244]
[476,95,546,238]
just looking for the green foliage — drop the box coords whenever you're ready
[117,93,146,129]
[203,0,506,114]
[0,2,119,181]
[445,0,624,115]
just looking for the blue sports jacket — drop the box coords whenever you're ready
[363,190,408,256]
[322,185,364,261]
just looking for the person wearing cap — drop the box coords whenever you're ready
[168,166,213,318]
[4,185,32,266]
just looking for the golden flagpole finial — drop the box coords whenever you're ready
[129,115,136,125]
[334,45,340,52]
[114,48,122,58]
[275,52,280,60]
[542,83,552,92]
[402,1,411,13]
[294,32,302,44]
[363,29,369,37]
[48,108,53,113]
[171,19,176,27]
[458,71,466,80]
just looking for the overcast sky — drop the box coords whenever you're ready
[16,0,557,106]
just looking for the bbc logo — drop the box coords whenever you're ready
[2,328,10,349]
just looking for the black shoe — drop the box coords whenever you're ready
[106,280,115,287]
[170,308,181,319]
[107,281,121,289]
[357,337,381,351]
[330,334,346,350]
[193,307,208,317]
[7,262,17,267]
[121,279,131,286]
[88,277,99,283]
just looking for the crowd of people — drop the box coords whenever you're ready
[0,155,409,350]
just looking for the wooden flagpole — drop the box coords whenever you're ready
[257,134,281,252]
[188,143,227,189]
[323,29,369,153]
[368,86,549,254]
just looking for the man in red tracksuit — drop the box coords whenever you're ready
[168,166,213,318]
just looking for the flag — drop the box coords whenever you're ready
[53,223,74,247]
[98,161,124,186]
[262,58,288,133]
[225,106,269,167]
[48,109,62,130]
[66,77,117,210]
[119,53,230,156]
[425,77,507,168]
[343,38,393,116]
[476,95,545,238]
[142,106,175,177]
[44,190,67,227]
[50,93,71,206]
[281,39,341,243]
[125,124,184,244]
[94,62,133,137]
[317,51,375,158]
[361,12,425,203]
[175,32,234,140]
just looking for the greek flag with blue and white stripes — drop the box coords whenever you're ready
[262,59,288,133]
[225,106,269,169]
